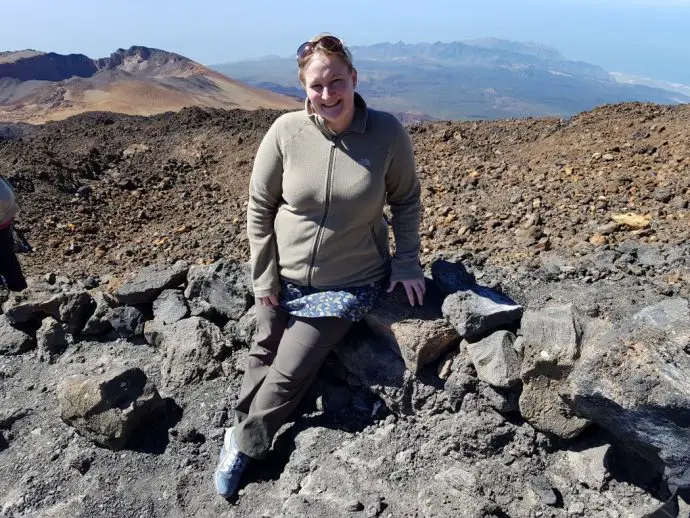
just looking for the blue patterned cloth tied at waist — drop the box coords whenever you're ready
[278,279,384,322]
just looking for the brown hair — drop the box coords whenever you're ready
[297,33,354,85]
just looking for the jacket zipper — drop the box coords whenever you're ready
[307,139,337,286]
[369,223,386,259]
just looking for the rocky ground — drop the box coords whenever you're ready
[0,102,689,518]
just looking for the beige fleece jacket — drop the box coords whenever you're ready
[247,93,422,298]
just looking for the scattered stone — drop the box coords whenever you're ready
[670,196,688,209]
[122,143,150,158]
[57,367,164,450]
[65,448,95,475]
[114,260,189,305]
[612,213,650,229]
[465,331,521,388]
[441,285,522,340]
[152,289,189,325]
[652,187,673,203]
[636,245,665,267]
[36,316,67,363]
[0,408,29,429]
[184,259,251,321]
[107,306,146,339]
[176,425,204,444]
[530,475,559,506]
[0,315,35,355]
[430,258,476,294]
[345,500,364,512]
[143,318,165,347]
[477,381,520,414]
[58,290,96,335]
[82,291,117,336]
[565,444,610,490]
[597,221,619,235]
[443,354,477,408]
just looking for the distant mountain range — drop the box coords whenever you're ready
[0,46,300,123]
[213,38,690,120]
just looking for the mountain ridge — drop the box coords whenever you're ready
[0,46,300,123]
[213,38,689,120]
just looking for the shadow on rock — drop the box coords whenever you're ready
[127,397,183,454]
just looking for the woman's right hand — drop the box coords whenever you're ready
[258,294,279,307]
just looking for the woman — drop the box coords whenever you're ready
[215,34,425,497]
[0,176,27,292]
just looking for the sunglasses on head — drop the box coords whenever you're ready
[296,36,345,60]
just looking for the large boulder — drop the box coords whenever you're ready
[335,331,439,415]
[565,298,690,490]
[2,288,64,324]
[0,315,35,355]
[465,330,521,388]
[365,285,459,372]
[57,367,164,450]
[441,285,522,340]
[184,259,251,321]
[519,304,590,439]
[2,288,95,335]
[114,260,189,305]
[160,317,229,389]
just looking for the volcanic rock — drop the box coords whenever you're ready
[519,304,590,439]
[0,315,35,355]
[159,316,228,389]
[114,260,189,305]
[364,284,459,372]
[57,366,164,450]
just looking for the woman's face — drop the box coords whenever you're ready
[302,52,357,134]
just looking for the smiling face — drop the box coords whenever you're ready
[301,52,357,134]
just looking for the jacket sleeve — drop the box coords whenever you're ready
[247,121,283,298]
[385,121,423,281]
[0,177,18,226]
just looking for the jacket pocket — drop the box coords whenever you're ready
[368,223,387,260]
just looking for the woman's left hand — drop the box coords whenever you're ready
[387,278,426,306]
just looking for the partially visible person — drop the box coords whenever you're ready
[0,176,27,292]
[214,33,424,498]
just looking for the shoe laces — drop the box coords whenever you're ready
[219,444,247,473]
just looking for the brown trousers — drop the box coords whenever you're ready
[233,304,353,459]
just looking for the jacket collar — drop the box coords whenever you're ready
[306,92,368,137]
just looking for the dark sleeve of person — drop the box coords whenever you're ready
[0,225,27,291]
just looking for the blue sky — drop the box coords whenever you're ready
[3,0,690,84]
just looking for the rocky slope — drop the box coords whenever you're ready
[0,46,300,123]
[0,101,689,517]
[2,101,688,297]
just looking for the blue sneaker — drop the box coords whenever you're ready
[214,427,250,498]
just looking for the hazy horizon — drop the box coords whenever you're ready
[3,0,690,85]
